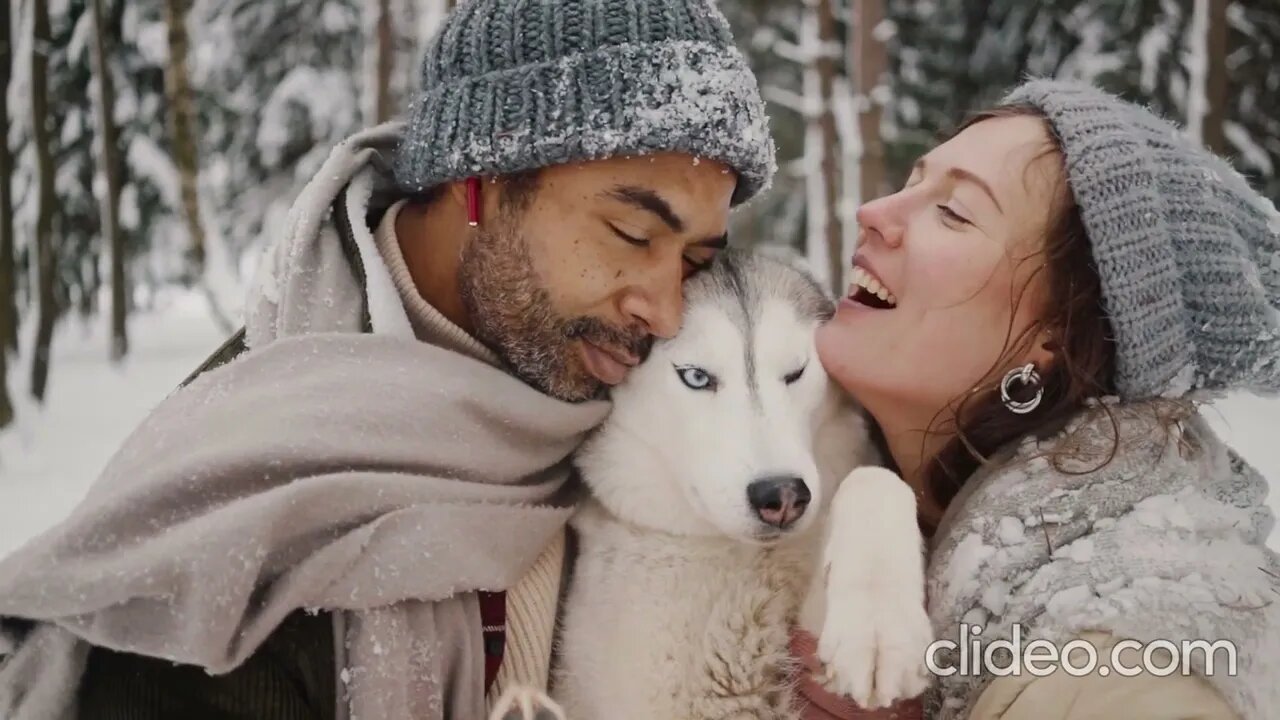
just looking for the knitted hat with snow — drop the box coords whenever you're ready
[1001,79,1280,401]
[391,0,775,206]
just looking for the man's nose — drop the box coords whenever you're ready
[618,268,684,340]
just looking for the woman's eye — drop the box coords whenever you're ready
[675,365,716,391]
[937,205,971,227]
[608,223,649,248]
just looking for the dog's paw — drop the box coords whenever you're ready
[815,592,932,708]
[488,685,568,720]
[812,466,933,709]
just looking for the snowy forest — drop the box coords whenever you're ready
[0,0,1277,433]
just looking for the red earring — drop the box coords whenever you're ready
[466,177,481,227]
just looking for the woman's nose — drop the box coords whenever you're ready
[855,193,905,249]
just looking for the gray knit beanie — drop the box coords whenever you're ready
[1001,79,1280,401]
[391,0,775,207]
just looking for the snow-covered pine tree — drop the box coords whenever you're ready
[47,0,102,319]
[1223,1,1279,202]
[364,0,453,130]
[1089,0,1277,204]
[13,0,142,392]
[883,0,990,182]
[191,0,362,267]
[732,0,850,286]
[875,0,1280,240]
[400,0,453,108]
[885,0,1085,184]
[717,0,809,253]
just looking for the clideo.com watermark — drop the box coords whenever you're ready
[926,624,1238,678]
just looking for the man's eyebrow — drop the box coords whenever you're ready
[913,158,1004,214]
[605,186,686,233]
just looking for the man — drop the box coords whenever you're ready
[0,2,774,718]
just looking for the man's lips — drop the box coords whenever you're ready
[579,341,640,385]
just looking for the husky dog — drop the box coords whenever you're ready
[491,250,932,720]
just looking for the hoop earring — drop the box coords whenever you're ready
[466,177,482,227]
[1000,363,1043,414]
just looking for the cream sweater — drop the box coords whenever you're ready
[373,200,566,704]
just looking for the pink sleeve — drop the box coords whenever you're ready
[789,628,925,720]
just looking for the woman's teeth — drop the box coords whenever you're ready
[850,266,898,307]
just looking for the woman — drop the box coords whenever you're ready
[807,79,1280,720]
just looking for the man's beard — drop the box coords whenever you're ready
[457,207,653,402]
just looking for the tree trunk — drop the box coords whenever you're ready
[92,0,128,361]
[853,0,888,203]
[0,0,13,354]
[375,0,395,123]
[163,0,237,334]
[78,254,101,318]
[1202,0,1228,154]
[0,0,14,427]
[163,0,206,277]
[30,0,58,403]
[815,0,843,295]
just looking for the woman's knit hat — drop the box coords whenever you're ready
[391,0,776,207]
[1002,79,1280,400]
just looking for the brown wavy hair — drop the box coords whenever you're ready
[909,104,1123,520]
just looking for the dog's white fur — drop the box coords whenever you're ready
[491,253,932,720]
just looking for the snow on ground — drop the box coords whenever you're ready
[0,294,1278,558]
[0,289,225,557]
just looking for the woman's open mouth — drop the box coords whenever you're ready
[846,265,898,310]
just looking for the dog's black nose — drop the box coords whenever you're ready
[747,476,811,529]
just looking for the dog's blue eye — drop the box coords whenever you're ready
[784,364,806,385]
[675,365,715,391]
